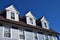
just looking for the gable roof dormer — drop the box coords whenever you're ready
[25,11,35,18]
[37,16,49,29]
[5,5,19,21]
[25,11,36,26]
[5,5,19,13]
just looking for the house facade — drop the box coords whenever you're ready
[0,5,59,40]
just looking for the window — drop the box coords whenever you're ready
[45,35,48,40]
[11,12,15,19]
[19,29,25,40]
[44,22,47,28]
[4,27,11,38]
[34,33,38,40]
[49,35,53,40]
[38,33,44,40]
[19,35,25,39]
[0,23,3,26]
[30,18,33,24]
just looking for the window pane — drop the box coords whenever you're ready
[34,33,38,40]
[45,35,48,40]
[44,23,47,28]
[11,12,15,19]
[19,29,25,40]
[20,35,25,39]
[4,33,10,37]
[30,18,33,24]
[4,27,11,37]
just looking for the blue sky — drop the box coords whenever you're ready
[0,0,60,36]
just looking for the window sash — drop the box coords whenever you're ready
[11,12,15,19]
[4,33,11,37]
[4,27,11,38]
[34,33,38,40]
[44,23,47,28]
[19,34,25,39]
[30,18,33,24]
[45,35,48,40]
[19,29,25,39]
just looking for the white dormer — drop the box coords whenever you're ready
[25,11,36,26]
[5,5,19,21]
[40,16,49,29]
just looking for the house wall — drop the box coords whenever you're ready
[37,33,44,40]
[25,31,34,40]
[0,25,18,40]
[0,25,58,40]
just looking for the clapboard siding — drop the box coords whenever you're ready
[0,25,58,40]
[12,28,18,40]
[0,26,3,39]
[0,26,18,40]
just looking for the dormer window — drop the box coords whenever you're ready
[5,5,19,21]
[25,11,36,26]
[30,18,33,24]
[37,16,49,29]
[44,22,47,28]
[11,12,15,19]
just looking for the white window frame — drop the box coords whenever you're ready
[3,25,12,39]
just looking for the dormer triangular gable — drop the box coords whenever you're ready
[25,11,36,26]
[5,5,19,21]
[40,16,49,23]
[5,5,19,13]
[37,16,49,29]
[25,11,36,19]
[40,16,49,29]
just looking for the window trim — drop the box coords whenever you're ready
[3,25,12,39]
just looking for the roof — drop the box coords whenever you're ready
[0,9,59,36]
[0,15,59,36]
